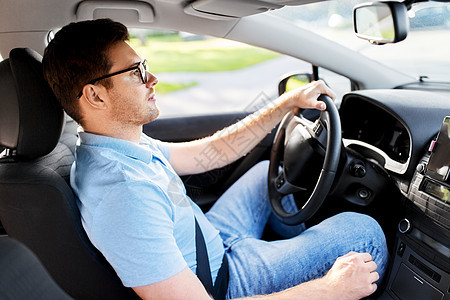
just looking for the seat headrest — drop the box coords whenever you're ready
[0,48,64,160]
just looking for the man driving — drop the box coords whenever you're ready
[43,18,388,300]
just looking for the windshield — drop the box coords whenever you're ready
[268,0,450,83]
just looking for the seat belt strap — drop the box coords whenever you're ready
[213,253,229,300]
[194,216,214,295]
[195,216,229,299]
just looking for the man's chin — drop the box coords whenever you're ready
[145,107,160,124]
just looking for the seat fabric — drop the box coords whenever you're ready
[0,236,73,299]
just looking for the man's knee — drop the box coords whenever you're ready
[333,212,385,240]
[242,160,270,183]
[252,160,270,173]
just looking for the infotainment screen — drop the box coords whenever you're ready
[426,116,450,182]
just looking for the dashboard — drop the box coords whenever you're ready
[341,100,410,164]
[338,89,450,300]
[339,89,450,178]
[341,99,411,174]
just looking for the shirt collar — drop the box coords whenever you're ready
[78,131,154,164]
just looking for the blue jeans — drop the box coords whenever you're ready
[206,161,388,299]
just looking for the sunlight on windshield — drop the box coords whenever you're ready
[269,0,450,83]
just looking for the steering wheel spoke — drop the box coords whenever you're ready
[294,114,328,149]
[274,169,307,195]
[312,119,327,147]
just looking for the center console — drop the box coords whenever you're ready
[381,117,450,300]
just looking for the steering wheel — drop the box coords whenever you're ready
[268,95,341,225]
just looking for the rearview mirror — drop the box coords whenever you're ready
[353,1,409,45]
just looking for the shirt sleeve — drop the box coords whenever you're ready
[154,139,171,161]
[141,133,171,160]
[90,180,187,287]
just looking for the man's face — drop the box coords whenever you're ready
[104,41,159,126]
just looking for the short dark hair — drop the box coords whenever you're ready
[43,18,129,124]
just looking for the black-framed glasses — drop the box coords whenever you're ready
[77,59,149,98]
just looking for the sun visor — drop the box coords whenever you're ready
[76,1,154,26]
[184,0,323,20]
[184,0,283,20]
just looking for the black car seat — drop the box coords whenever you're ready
[0,236,72,299]
[0,48,139,299]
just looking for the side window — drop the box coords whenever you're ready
[129,29,351,117]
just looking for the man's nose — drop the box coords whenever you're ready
[146,72,158,88]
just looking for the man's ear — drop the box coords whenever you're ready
[81,84,108,110]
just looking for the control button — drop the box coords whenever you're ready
[313,122,323,136]
[397,242,406,257]
[350,162,366,177]
[357,188,370,199]
[276,178,284,189]
[398,218,411,234]
[416,163,426,174]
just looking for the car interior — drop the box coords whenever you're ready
[0,0,449,299]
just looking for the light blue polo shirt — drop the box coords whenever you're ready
[71,131,225,287]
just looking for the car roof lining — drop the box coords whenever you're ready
[0,0,327,33]
[0,0,416,89]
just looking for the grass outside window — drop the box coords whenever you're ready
[129,33,279,93]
